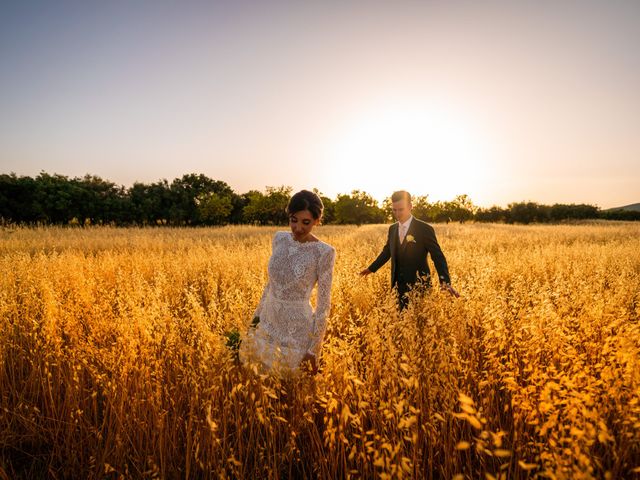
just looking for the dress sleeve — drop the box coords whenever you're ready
[252,232,279,319]
[306,246,336,356]
[252,279,270,320]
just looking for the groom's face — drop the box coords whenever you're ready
[392,199,412,223]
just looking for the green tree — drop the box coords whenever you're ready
[475,206,507,223]
[75,174,128,224]
[507,202,550,224]
[600,209,640,221]
[0,173,39,222]
[410,195,433,222]
[446,194,476,223]
[334,190,385,225]
[313,188,335,224]
[128,180,173,225]
[243,186,292,225]
[550,203,599,221]
[197,192,233,225]
[32,172,79,223]
[169,174,234,224]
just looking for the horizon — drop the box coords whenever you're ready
[1,1,639,210]
[1,169,635,210]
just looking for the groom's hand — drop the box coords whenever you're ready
[440,282,460,298]
[359,268,372,276]
[301,353,318,374]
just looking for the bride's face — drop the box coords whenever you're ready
[289,209,319,241]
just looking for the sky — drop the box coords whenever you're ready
[1,0,639,208]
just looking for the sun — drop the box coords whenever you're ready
[323,100,492,203]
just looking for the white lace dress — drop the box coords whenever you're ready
[239,231,336,372]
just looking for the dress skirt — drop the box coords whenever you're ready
[239,293,314,372]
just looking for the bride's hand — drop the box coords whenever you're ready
[301,353,318,374]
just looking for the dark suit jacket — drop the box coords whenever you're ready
[368,217,451,288]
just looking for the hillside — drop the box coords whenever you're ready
[606,202,640,212]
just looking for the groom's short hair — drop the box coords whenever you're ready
[391,191,411,204]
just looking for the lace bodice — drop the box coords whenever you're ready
[250,231,336,360]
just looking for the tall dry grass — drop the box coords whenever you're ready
[0,223,638,479]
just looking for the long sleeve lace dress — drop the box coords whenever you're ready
[239,231,336,372]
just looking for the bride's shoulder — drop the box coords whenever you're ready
[274,230,290,239]
[270,231,290,246]
[318,239,336,255]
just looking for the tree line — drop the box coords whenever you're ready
[1,172,638,226]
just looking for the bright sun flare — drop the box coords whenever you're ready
[324,101,492,203]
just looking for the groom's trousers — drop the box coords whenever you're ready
[394,276,431,311]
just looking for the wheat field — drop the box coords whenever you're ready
[0,223,639,479]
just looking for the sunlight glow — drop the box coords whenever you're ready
[324,101,492,203]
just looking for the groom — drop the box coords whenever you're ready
[360,190,459,309]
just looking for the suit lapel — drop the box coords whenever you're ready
[391,222,399,257]
[400,218,416,252]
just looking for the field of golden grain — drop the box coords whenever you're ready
[1,223,639,479]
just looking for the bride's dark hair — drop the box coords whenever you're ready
[286,190,324,220]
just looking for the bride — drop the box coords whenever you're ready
[239,190,336,374]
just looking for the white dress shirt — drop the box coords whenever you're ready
[398,215,414,244]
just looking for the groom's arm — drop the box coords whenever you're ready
[366,230,391,273]
[423,224,451,284]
